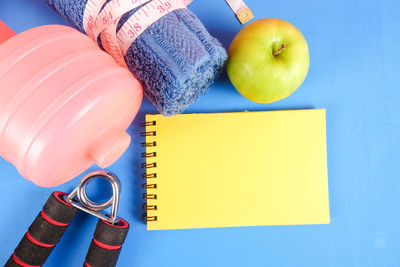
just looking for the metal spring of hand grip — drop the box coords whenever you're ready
[65,171,120,224]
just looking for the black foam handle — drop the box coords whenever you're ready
[84,218,130,267]
[5,191,78,267]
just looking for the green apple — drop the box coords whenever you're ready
[227,18,309,103]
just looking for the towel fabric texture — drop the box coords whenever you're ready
[45,0,228,116]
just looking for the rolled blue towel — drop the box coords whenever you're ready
[45,0,227,116]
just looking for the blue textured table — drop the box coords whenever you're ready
[0,0,399,266]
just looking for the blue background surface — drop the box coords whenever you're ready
[0,0,399,266]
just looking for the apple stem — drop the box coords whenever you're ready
[273,44,287,57]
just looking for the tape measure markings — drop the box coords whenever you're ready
[117,0,187,55]
[92,0,144,40]
[88,0,155,66]
[82,0,253,65]
[225,0,254,24]
[83,0,106,37]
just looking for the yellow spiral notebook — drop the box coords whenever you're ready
[141,109,330,230]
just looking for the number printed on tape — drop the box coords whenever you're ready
[82,0,189,65]
[82,0,252,66]
[117,0,187,55]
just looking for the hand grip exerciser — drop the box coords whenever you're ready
[6,171,130,267]
[5,192,78,267]
[0,21,143,187]
[85,218,130,267]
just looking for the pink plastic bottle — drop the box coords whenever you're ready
[0,22,143,187]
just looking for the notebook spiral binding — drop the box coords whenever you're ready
[140,120,158,222]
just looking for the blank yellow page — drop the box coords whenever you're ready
[144,109,330,230]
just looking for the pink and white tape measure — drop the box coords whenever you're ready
[225,0,254,24]
[82,0,253,66]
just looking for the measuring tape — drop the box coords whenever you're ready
[225,0,254,24]
[82,0,252,66]
[117,0,191,56]
[83,0,152,66]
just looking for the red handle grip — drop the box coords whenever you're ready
[5,192,78,267]
[84,218,130,267]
